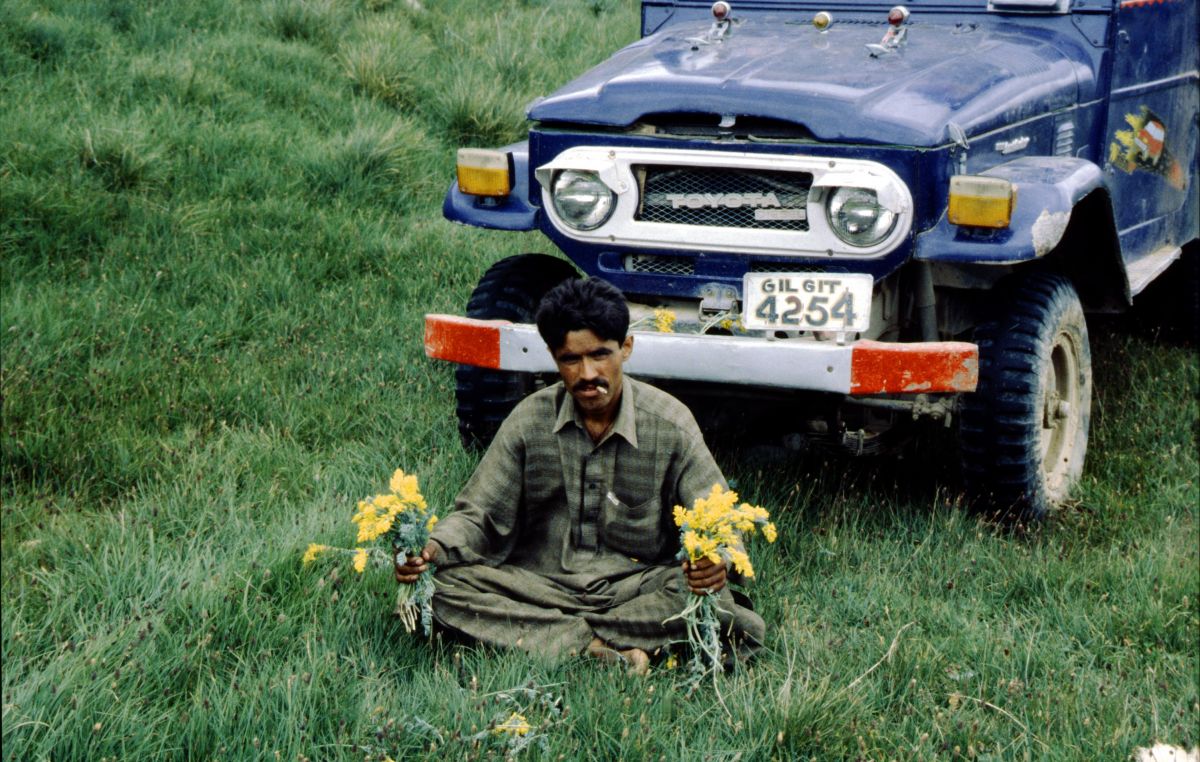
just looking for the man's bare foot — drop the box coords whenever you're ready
[587,638,650,676]
[620,647,650,676]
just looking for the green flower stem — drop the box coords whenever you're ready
[664,590,725,689]
[394,567,435,636]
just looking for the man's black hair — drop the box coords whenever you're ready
[535,277,630,351]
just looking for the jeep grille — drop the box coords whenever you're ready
[623,254,695,276]
[635,166,811,231]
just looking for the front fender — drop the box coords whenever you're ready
[915,157,1104,264]
[442,142,539,231]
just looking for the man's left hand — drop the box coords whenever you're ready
[683,556,727,595]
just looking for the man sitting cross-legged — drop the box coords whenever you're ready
[395,277,764,673]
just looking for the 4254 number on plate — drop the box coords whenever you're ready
[741,273,873,332]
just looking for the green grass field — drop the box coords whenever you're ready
[2,1,1197,759]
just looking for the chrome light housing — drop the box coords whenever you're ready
[825,187,897,247]
[551,170,615,231]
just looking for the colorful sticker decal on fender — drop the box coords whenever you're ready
[1109,107,1186,190]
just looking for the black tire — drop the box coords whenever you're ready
[959,272,1092,523]
[454,254,578,450]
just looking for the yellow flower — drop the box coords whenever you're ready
[689,484,739,532]
[389,468,427,510]
[664,653,678,670]
[681,530,701,557]
[493,712,531,737]
[353,495,397,543]
[715,486,739,510]
[726,546,754,578]
[676,483,772,570]
[426,514,439,532]
[682,530,720,564]
[373,493,402,512]
[352,548,368,574]
[739,503,768,521]
[388,468,413,495]
[716,525,740,549]
[302,544,328,565]
[351,500,380,543]
[653,307,676,333]
[351,499,373,522]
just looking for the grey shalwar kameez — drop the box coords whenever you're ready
[428,377,765,658]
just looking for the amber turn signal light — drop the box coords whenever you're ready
[457,148,511,197]
[947,175,1015,229]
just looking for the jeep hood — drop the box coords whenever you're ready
[527,15,1095,147]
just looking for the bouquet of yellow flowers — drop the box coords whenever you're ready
[304,468,438,634]
[671,483,776,681]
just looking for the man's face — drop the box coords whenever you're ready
[552,329,634,418]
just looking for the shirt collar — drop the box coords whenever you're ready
[553,378,639,449]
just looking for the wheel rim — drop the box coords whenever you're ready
[1039,327,1081,497]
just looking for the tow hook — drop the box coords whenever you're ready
[698,283,738,317]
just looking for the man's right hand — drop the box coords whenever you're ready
[394,541,438,584]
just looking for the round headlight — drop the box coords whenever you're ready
[551,170,615,231]
[826,187,897,247]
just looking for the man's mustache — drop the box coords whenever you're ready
[573,380,609,395]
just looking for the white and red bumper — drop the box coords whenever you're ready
[424,314,978,395]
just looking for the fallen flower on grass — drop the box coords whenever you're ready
[492,712,531,737]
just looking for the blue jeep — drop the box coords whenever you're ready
[426,0,1198,521]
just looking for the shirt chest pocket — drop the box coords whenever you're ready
[600,493,665,559]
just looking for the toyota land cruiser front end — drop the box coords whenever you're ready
[425,0,1199,521]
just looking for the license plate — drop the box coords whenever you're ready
[741,273,873,332]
